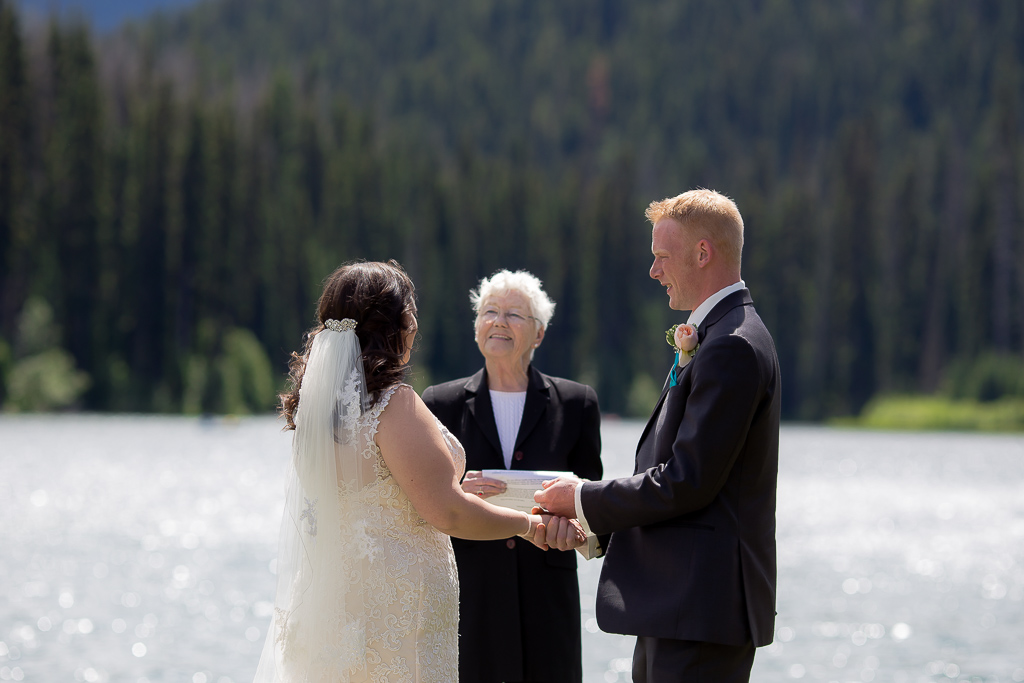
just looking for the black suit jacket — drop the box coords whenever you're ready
[423,365,602,683]
[581,289,780,647]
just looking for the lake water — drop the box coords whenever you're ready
[1,416,1022,683]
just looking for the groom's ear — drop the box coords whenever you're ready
[696,239,714,269]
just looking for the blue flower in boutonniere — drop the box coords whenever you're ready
[666,323,699,369]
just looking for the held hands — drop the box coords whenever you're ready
[540,515,588,551]
[518,513,587,551]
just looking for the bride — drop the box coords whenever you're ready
[253,260,585,682]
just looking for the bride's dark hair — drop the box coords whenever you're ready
[279,260,416,430]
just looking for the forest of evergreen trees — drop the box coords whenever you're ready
[1,0,1022,419]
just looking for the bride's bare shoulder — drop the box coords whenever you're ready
[376,385,434,434]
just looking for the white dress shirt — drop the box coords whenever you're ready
[686,280,745,328]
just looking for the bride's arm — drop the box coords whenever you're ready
[376,385,548,543]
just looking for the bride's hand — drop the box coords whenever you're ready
[518,514,587,551]
[518,514,549,550]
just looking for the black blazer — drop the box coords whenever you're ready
[580,289,780,647]
[423,365,602,683]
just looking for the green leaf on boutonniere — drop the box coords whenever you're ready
[665,324,680,347]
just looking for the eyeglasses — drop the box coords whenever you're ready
[479,308,537,325]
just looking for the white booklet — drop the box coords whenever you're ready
[479,469,569,513]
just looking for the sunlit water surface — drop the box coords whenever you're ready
[1,416,1022,683]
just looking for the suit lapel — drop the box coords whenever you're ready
[635,289,753,457]
[464,369,504,459]
[513,366,550,459]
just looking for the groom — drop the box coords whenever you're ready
[536,189,781,682]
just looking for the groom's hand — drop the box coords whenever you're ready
[540,515,587,551]
[533,476,579,518]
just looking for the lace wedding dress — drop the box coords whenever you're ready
[335,383,464,682]
[254,320,465,683]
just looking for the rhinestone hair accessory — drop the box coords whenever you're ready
[324,318,357,332]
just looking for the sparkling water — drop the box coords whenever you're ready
[1,416,1022,682]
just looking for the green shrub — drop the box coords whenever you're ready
[15,298,62,356]
[4,348,91,412]
[2,299,91,412]
[180,327,276,415]
[626,373,661,418]
[220,328,276,414]
[856,395,1024,432]
[944,353,1024,402]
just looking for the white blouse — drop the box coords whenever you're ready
[489,390,527,468]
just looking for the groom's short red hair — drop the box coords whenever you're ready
[645,189,744,267]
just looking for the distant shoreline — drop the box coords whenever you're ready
[836,396,1024,433]
[3,403,1024,433]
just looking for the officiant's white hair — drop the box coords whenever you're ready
[470,269,555,328]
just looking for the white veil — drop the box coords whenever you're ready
[254,318,376,683]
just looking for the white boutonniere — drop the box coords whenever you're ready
[666,323,699,368]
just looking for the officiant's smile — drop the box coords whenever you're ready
[474,290,544,382]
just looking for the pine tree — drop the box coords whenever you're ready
[0,0,31,342]
[41,20,102,400]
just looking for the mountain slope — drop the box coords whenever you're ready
[133,0,1020,185]
[16,0,197,30]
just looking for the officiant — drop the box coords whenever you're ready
[423,269,603,683]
